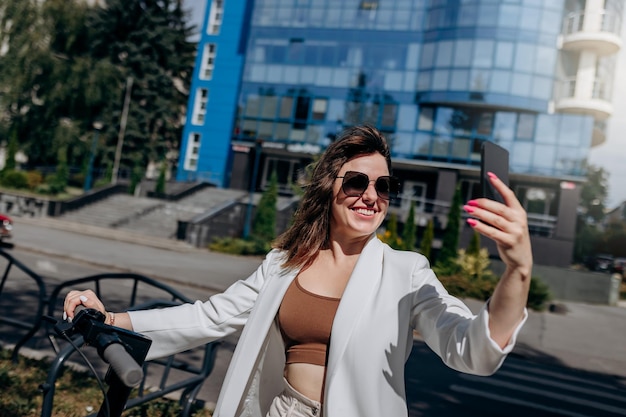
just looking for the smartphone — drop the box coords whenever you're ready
[480,141,509,203]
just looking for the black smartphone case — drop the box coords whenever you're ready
[480,142,509,204]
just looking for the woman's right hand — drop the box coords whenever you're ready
[63,289,106,322]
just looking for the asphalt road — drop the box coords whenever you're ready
[2,219,626,416]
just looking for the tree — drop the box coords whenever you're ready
[579,164,608,224]
[3,133,18,172]
[437,185,462,265]
[419,219,434,260]
[573,163,610,263]
[252,170,278,242]
[402,201,416,251]
[379,212,402,249]
[155,161,167,195]
[467,229,481,256]
[0,0,196,180]
[87,0,196,176]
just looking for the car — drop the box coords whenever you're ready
[0,214,13,241]
[612,257,626,279]
[592,254,614,273]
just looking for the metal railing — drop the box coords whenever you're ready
[555,76,611,101]
[562,9,622,36]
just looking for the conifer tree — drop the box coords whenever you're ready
[467,230,481,256]
[3,133,18,172]
[252,170,278,242]
[419,219,434,260]
[387,213,399,246]
[438,185,462,265]
[402,201,416,251]
[155,161,167,195]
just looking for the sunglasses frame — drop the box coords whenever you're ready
[336,171,400,201]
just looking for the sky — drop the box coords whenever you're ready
[181,0,626,208]
[183,0,206,41]
[588,26,626,209]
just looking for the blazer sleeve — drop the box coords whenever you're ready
[409,254,527,376]
[128,250,278,360]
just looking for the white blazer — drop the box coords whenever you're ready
[129,236,525,416]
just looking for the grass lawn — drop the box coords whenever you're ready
[0,347,212,417]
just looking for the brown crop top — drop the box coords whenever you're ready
[278,277,341,366]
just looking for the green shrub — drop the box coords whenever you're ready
[45,174,66,195]
[527,276,552,311]
[25,171,44,190]
[438,272,498,301]
[0,169,29,189]
[378,213,403,249]
[209,236,269,256]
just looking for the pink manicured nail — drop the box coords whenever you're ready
[467,200,479,207]
[463,205,474,213]
[467,218,478,227]
[487,171,497,179]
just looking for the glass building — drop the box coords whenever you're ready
[178,0,624,267]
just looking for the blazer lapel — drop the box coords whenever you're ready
[325,236,384,379]
[217,262,298,416]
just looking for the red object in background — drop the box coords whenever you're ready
[0,214,13,240]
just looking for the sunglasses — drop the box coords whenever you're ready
[336,171,400,201]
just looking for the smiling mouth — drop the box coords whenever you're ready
[353,208,376,216]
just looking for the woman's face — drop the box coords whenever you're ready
[330,153,391,241]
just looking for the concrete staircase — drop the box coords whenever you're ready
[58,188,248,240]
[117,188,248,239]
[58,194,163,228]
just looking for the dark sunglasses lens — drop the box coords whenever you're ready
[375,177,391,199]
[342,172,369,196]
[376,177,400,200]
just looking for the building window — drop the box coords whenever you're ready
[184,133,201,171]
[417,107,434,131]
[207,0,224,35]
[200,43,217,80]
[360,1,379,10]
[193,88,209,125]
[517,113,535,141]
[312,98,328,121]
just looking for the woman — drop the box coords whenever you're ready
[65,125,532,416]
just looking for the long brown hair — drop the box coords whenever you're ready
[273,125,392,270]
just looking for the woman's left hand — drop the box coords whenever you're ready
[463,172,532,275]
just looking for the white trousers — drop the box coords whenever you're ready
[266,378,322,417]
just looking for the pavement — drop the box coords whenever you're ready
[5,215,626,402]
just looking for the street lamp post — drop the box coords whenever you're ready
[111,76,133,184]
[84,121,104,192]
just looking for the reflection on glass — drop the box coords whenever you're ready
[516,113,535,140]
[418,107,434,131]
[413,133,431,155]
[261,96,278,119]
[432,135,452,157]
[533,144,556,169]
[245,95,260,117]
[494,112,516,141]
[392,132,413,156]
[434,107,454,134]
[452,138,471,159]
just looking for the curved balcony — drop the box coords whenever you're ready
[554,77,613,121]
[561,10,622,56]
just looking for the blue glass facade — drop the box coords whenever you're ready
[181,0,624,266]
[232,0,595,178]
